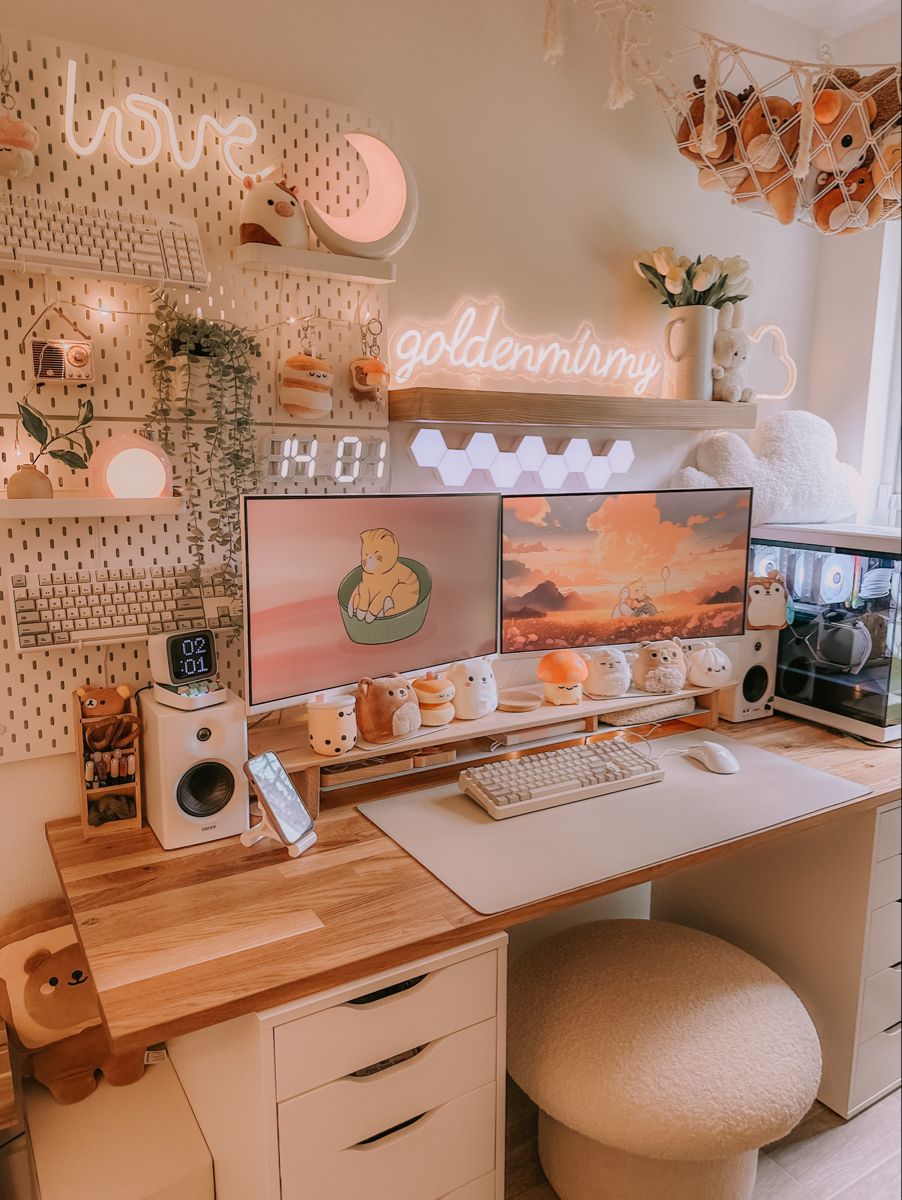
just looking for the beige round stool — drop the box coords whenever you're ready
[508,920,821,1200]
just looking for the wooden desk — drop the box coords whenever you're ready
[46,717,900,1053]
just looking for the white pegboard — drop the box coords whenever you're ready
[0,26,394,762]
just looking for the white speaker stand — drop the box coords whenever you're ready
[240,803,318,859]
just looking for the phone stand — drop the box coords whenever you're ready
[240,803,318,859]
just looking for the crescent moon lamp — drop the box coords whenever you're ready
[304,132,419,260]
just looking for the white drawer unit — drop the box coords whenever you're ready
[168,935,507,1200]
[652,800,902,1118]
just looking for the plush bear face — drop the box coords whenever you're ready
[737,96,800,171]
[76,684,130,718]
[23,943,98,1032]
[812,86,877,174]
[677,86,743,165]
[640,640,685,668]
[355,674,421,744]
[812,168,883,235]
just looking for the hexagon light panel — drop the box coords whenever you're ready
[410,430,635,490]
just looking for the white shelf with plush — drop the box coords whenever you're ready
[236,242,397,284]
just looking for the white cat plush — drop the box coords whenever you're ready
[448,658,498,720]
[583,648,632,699]
[685,641,734,687]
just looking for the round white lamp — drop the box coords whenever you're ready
[89,433,173,499]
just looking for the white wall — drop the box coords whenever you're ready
[0,0,875,914]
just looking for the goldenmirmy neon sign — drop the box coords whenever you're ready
[390,299,663,396]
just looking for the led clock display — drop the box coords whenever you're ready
[168,631,217,683]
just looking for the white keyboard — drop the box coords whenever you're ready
[0,196,208,288]
[459,738,664,819]
[8,565,240,651]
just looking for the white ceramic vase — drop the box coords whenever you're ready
[662,304,716,401]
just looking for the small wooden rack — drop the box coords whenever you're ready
[388,386,758,430]
[72,691,143,838]
[250,686,721,819]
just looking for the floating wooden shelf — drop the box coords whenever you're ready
[236,242,396,284]
[0,494,183,519]
[388,387,758,430]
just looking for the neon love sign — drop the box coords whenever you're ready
[390,299,663,396]
[63,59,278,180]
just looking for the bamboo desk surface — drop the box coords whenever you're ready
[46,717,901,1052]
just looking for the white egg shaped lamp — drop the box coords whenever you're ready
[89,433,173,499]
[304,131,419,261]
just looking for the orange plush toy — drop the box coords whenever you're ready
[76,684,140,752]
[811,81,877,175]
[812,167,884,234]
[0,900,145,1104]
[677,76,746,167]
[733,95,803,225]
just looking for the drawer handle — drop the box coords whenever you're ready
[348,974,427,1006]
[355,1110,427,1147]
[350,1044,425,1079]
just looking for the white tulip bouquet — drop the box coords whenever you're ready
[634,247,752,309]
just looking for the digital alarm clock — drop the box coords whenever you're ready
[148,629,228,710]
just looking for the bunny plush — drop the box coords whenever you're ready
[712,302,755,404]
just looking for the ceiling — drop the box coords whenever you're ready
[749,0,899,38]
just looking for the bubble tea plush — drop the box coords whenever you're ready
[307,694,358,757]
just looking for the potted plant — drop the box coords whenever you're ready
[6,399,94,499]
[144,293,261,600]
[634,249,751,401]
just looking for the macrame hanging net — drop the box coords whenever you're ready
[543,0,901,235]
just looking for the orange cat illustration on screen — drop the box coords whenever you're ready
[348,528,421,624]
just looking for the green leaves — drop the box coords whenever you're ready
[18,402,49,448]
[49,449,88,470]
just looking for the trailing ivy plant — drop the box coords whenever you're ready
[17,397,94,470]
[144,292,261,598]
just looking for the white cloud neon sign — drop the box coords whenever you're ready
[63,59,277,181]
[391,299,663,396]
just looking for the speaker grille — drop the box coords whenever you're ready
[742,664,770,703]
[176,762,235,818]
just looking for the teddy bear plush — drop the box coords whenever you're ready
[631,640,688,694]
[676,77,748,168]
[873,129,901,202]
[0,900,145,1104]
[812,166,884,234]
[76,684,140,752]
[733,95,802,225]
[355,674,421,744]
[811,78,878,175]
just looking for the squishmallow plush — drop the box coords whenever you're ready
[356,675,421,744]
[812,167,883,235]
[0,113,39,179]
[584,647,633,699]
[811,80,877,175]
[280,353,334,419]
[686,641,735,687]
[0,900,144,1104]
[448,659,498,720]
[873,129,901,202]
[536,650,589,706]
[676,77,745,166]
[412,673,456,727]
[239,176,309,248]
[632,639,688,695]
[747,570,790,630]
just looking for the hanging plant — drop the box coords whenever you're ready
[144,293,261,598]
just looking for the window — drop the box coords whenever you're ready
[861,226,901,526]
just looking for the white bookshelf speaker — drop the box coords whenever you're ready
[139,689,249,849]
[719,630,780,723]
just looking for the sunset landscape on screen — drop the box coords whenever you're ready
[501,489,751,653]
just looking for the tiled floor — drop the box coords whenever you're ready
[505,1079,901,1200]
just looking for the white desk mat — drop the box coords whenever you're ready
[358,731,870,915]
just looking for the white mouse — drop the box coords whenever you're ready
[685,742,740,775]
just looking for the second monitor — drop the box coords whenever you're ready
[501,488,751,653]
